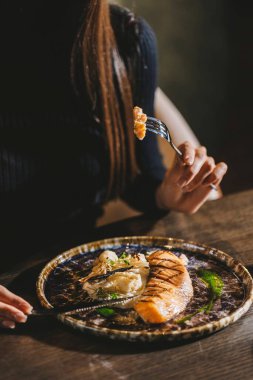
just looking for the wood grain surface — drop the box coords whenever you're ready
[0,190,253,380]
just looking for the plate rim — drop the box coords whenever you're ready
[37,236,253,341]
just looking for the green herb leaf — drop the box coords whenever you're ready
[198,269,224,298]
[97,307,116,317]
[108,259,115,266]
[110,292,118,300]
[176,269,224,324]
[96,288,118,300]
[176,305,208,324]
[119,252,130,265]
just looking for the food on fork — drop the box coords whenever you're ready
[133,106,147,140]
[134,250,193,323]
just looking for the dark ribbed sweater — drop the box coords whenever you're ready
[0,2,166,261]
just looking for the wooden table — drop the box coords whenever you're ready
[1,189,253,380]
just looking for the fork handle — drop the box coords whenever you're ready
[170,141,183,157]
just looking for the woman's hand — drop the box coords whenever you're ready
[0,285,32,329]
[156,142,228,214]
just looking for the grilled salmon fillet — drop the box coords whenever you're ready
[134,250,193,323]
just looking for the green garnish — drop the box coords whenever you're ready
[96,287,118,300]
[108,259,115,266]
[110,292,118,300]
[97,307,116,317]
[176,269,224,324]
[198,269,224,305]
[176,305,208,324]
[119,252,130,265]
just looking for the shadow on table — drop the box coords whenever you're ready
[2,260,218,355]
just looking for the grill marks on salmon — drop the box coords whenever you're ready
[134,250,193,323]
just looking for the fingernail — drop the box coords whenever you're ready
[185,156,193,165]
[26,305,33,315]
[16,312,27,323]
[2,320,15,329]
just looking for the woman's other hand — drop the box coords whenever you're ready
[0,285,32,329]
[156,142,228,214]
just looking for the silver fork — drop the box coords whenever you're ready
[146,116,217,191]
[31,296,135,316]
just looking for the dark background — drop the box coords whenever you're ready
[122,0,253,194]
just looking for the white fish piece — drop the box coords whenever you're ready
[82,250,150,308]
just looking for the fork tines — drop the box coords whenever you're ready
[146,118,169,141]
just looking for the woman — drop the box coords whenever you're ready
[0,1,227,329]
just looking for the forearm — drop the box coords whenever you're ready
[154,87,200,148]
[154,88,225,201]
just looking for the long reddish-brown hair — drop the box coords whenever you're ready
[71,0,138,199]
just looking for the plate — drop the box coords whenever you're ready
[37,236,253,343]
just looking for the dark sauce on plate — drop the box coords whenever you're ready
[44,245,245,332]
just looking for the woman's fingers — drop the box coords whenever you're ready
[168,142,197,185]
[0,285,32,328]
[157,140,228,214]
[202,162,228,187]
[0,301,28,323]
[0,285,32,315]
[177,146,207,187]
[182,156,216,192]
[179,162,228,214]
[0,317,16,329]
[182,162,227,203]
[178,141,196,166]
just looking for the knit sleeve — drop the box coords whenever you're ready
[111,6,167,212]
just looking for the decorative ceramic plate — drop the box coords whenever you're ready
[37,236,253,342]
